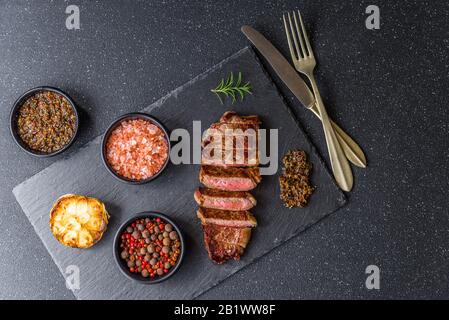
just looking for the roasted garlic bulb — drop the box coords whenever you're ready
[49,194,109,249]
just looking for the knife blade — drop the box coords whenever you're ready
[241,25,315,109]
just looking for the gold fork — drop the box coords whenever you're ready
[283,11,353,191]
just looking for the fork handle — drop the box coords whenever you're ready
[309,104,367,168]
[309,77,354,191]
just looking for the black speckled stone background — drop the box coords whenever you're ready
[0,0,448,299]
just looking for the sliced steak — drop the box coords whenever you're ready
[197,207,257,228]
[194,188,257,211]
[202,224,252,264]
[199,165,261,191]
[197,112,261,265]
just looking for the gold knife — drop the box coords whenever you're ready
[241,25,366,169]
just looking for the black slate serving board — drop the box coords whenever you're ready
[13,47,346,300]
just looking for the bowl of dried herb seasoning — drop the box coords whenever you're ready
[10,87,79,157]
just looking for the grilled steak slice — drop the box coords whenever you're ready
[194,188,256,211]
[203,135,257,151]
[210,121,259,132]
[203,121,259,147]
[197,207,257,228]
[202,224,252,264]
[219,111,261,125]
[202,148,259,167]
[206,123,259,146]
[199,166,261,191]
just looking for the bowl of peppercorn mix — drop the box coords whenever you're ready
[113,212,185,284]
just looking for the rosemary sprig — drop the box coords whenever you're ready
[211,72,252,104]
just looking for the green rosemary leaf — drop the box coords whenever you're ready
[229,90,236,103]
[236,72,242,87]
[235,87,244,100]
[226,72,233,87]
[218,79,224,89]
[213,91,224,104]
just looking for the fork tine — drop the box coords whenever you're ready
[292,11,307,58]
[298,11,314,58]
[287,12,303,59]
[283,14,298,61]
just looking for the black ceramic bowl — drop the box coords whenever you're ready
[10,86,79,157]
[113,212,185,284]
[101,112,170,184]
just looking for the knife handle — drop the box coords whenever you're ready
[309,104,367,168]
[309,78,353,192]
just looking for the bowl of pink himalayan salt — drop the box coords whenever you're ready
[101,113,170,184]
